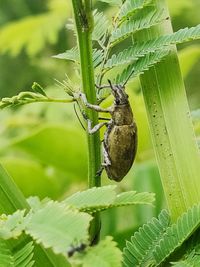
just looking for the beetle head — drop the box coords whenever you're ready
[108,80,128,105]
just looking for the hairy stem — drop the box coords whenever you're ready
[136,0,200,220]
[71,0,101,242]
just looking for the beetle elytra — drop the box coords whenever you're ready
[80,80,137,182]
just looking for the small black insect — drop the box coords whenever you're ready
[67,243,86,257]
[80,80,137,182]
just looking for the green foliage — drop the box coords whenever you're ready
[171,232,200,266]
[123,204,200,266]
[93,10,109,42]
[119,0,152,20]
[1,1,200,266]
[110,8,166,45]
[64,185,155,212]
[123,209,170,266]
[0,202,92,256]
[0,186,154,260]
[0,0,67,56]
[105,25,200,70]
[80,236,122,267]
[115,50,169,85]
[99,0,122,6]
[53,47,103,68]
[0,83,74,109]
[0,240,34,267]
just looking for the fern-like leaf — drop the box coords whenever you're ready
[53,47,79,63]
[105,24,200,69]
[153,204,200,265]
[64,186,154,213]
[64,185,117,212]
[0,210,25,239]
[98,0,122,6]
[123,210,170,267]
[53,47,103,68]
[0,240,34,267]
[115,50,169,85]
[113,191,155,207]
[119,0,153,21]
[93,10,109,41]
[0,201,92,256]
[24,201,92,254]
[110,9,165,46]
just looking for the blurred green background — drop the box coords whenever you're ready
[0,0,199,248]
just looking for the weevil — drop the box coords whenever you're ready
[80,80,137,182]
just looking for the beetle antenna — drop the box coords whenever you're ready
[107,79,113,89]
[73,103,86,130]
[122,69,135,87]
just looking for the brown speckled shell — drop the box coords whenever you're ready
[105,122,137,182]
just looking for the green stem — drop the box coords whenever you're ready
[71,0,101,242]
[0,97,75,108]
[136,0,200,221]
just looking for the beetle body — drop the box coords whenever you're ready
[104,103,137,182]
[79,81,137,182]
[103,84,137,182]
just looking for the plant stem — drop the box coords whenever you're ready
[71,0,101,242]
[136,0,200,221]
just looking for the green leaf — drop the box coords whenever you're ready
[105,24,200,69]
[24,201,92,255]
[53,47,79,63]
[113,191,155,207]
[0,164,69,267]
[110,9,165,46]
[0,239,13,266]
[53,47,103,68]
[64,185,117,212]
[122,209,170,267]
[31,82,47,96]
[1,157,62,199]
[0,240,34,267]
[64,186,154,213]
[93,49,104,68]
[153,204,200,265]
[8,125,87,181]
[0,91,47,109]
[82,236,122,267]
[123,204,200,266]
[119,0,152,20]
[93,10,109,41]
[115,50,169,85]
[0,210,25,239]
[0,5,67,56]
[98,0,122,6]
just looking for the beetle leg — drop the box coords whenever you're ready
[96,165,104,176]
[87,119,108,134]
[79,93,112,113]
[102,144,111,166]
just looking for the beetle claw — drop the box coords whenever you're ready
[96,165,104,176]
